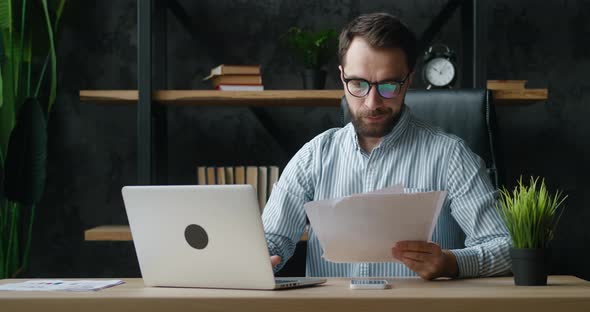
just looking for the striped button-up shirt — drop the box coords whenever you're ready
[262,106,511,278]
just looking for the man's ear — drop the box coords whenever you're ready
[338,65,344,82]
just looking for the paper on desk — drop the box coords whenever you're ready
[0,280,124,291]
[305,188,447,263]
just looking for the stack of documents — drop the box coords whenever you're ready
[0,280,124,291]
[304,186,446,263]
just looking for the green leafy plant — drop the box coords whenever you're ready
[0,0,66,278]
[497,176,568,249]
[282,26,338,69]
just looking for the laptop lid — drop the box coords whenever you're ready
[122,184,280,290]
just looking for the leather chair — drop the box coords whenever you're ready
[341,89,502,188]
[279,89,502,277]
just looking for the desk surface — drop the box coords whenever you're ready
[1,276,590,312]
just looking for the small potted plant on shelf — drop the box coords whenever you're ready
[282,26,338,89]
[497,176,568,286]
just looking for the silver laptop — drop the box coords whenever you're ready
[122,184,326,290]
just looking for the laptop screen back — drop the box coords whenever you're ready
[122,185,277,289]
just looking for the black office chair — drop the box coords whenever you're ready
[279,89,502,277]
[341,89,502,188]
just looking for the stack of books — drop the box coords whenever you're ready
[196,165,280,212]
[203,64,264,91]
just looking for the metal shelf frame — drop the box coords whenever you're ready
[136,0,483,185]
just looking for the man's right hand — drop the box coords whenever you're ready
[270,255,282,268]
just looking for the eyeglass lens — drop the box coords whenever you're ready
[347,80,399,98]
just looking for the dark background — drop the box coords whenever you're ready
[23,0,590,280]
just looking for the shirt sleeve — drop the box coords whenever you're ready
[262,142,315,273]
[446,139,512,278]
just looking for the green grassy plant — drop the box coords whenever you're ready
[497,176,567,249]
[0,0,65,278]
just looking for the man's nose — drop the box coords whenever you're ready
[363,86,383,110]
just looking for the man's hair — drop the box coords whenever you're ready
[338,13,417,71]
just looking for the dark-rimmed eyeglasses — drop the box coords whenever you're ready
[342,71,410,99]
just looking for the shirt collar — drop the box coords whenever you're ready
[348,104,411,151]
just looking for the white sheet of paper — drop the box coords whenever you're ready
[351,185,404,196]
[0,280,124,291]
[305,189,447,263]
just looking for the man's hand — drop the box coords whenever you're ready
[270,255,282,268]
[392,241,458,280]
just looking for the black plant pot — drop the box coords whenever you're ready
[302,69,327,89]
[510,248,549,286]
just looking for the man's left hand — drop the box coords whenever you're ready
[392,241,459,280]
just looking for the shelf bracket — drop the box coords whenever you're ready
[248,108,293,160]
[417,0,486,89]
[418,0,464,53]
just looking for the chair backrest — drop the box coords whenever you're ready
[341,89,501,188]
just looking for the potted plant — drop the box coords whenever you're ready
[282,26,337,89]
[0,0,65,278]
[497,176,568,286]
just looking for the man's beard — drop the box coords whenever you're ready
[350,106,400,138]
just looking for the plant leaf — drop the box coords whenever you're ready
[11,32,23,99]
[0,0,12,34]
[0,89,15,164]
[496,176,567,248]
[0,60,3,108]
[55,0,66,24]
[3,98,47,205]
[0,0,17,157]
[41,0,56,112]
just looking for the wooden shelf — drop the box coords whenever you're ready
[79,90,344,107]
[486,80,548,104]
[491,89,548,103]
[85,225,133,241]
[85,225,309,242]
[80,88,548,106]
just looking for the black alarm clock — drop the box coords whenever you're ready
[422,44,457,89]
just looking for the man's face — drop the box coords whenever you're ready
[340,37,413,139]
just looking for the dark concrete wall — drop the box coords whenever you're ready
[24,0,590,280]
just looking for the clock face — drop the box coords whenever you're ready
[424,57,455,87]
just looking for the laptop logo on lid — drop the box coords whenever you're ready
[184,224,209,249]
